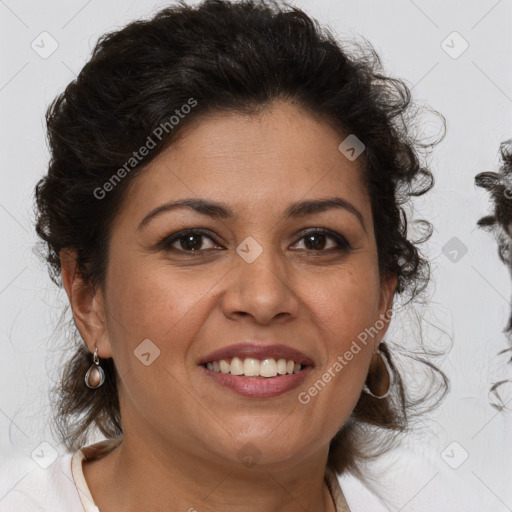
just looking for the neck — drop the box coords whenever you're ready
[83,429,336,512]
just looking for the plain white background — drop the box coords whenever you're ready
[1,0,511,510]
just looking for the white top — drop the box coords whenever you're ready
[1,423,507,511]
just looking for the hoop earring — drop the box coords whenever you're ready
[363,344,394,399]
[85,347,105,389]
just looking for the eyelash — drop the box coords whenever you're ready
[157,228,352,255]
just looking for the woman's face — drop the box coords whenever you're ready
[76,100,396,470]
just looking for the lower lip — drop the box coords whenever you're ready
[198,365,312,398]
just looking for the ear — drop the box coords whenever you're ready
[60,248,112,358]
[374,271,398,347]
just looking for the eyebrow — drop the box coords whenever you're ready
[137,196,366,232]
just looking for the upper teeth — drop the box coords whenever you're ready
[206,357,302,377]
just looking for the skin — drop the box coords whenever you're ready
[61,100,397,512]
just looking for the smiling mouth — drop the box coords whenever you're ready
[201,356,309,378]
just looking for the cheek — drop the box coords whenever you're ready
[103,252,226,372]
[306,260,381,343]
[102,256,207,416]
[299,263,380,409]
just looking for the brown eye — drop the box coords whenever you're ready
[291,229,351,252]
[158,229,222,253]
[175,233,211,251]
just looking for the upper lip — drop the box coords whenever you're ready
[198,342,314,367]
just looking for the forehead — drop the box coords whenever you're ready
[116,101,372,227]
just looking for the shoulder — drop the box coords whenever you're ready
[337,470,391,512]
[0,448,85,512]
[336,427,511,512]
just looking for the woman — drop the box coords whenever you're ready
[3,0,448,510]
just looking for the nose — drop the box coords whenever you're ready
[220,242,300,325]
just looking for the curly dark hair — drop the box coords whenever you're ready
[475,138,512,407]
[34,0,448,475]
